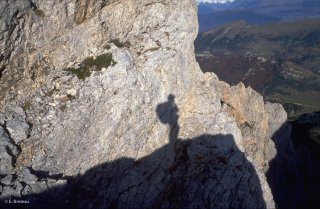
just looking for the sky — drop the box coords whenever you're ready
[197,0,235,3]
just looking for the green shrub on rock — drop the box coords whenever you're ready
[64,53,116,80]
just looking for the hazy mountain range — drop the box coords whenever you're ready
[198,0,320,31]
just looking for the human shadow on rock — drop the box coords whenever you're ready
[0,95,266,209]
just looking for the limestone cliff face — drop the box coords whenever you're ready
[0,0,289,208]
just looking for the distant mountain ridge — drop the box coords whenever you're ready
[229,0,320,9]
[198,10,280,32]
[198,2,233,14]
[198,0,320,31]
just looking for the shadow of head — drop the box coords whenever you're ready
[156,94,178,126]
[0,95,266,209]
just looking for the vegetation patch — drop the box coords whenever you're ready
[59,104,67,112]
[45,89,55,97]
[22,101,32,111]
[34,9,45,18]
[64,53,116,80]
[103,45,111,50]
[242,121,254,129]
[149,47,161,52]
[64,67,90,81]
[67,94,76,101]
[110,39,131,48]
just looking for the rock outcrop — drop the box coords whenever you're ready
[0,0,291,208]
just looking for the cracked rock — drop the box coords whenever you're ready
[0,174,14,185]
[6,118,30,143]
[1,181,24,198]
[0,145,14,174]
[21,168,38,184]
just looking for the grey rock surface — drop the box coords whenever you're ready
[6,118,30,144]
[0,174,14,185]
[21,167,38,184]
[0,0,298,208]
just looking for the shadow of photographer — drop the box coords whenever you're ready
[0,95,266,209]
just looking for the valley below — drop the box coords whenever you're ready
[195,19,320,120]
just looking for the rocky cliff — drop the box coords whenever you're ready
[0,0,290,208]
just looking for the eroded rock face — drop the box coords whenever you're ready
[0,0,289,208]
